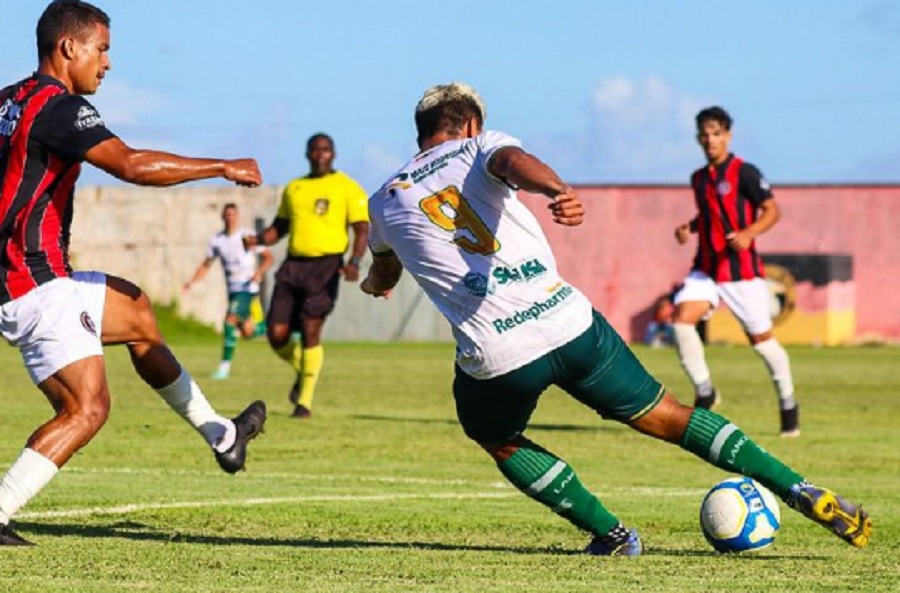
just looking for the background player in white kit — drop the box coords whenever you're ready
[359,82,870,555]
[184,203,273,379]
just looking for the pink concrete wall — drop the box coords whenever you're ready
[520,185,900,342]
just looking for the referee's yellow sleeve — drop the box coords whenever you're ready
[347,178,370,224]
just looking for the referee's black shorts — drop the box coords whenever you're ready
[268,255,343,329]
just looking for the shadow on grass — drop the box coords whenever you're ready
[15,520,821,558]
[351,414,610,433]
[12,520,554,554]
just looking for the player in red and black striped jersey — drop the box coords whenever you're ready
[0,1,266,546]
[672,106,799,437]
[0,74,116,302]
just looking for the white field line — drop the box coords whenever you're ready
[60,467,708,497]
[20,466,707,520]
[61,466,487,487]
[19,486,706,521]
[18,492,517,520]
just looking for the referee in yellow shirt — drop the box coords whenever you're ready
[246,134,369,418]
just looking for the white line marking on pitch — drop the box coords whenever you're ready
[17,492,517,520]
[62,466,485,486]
[59,467,707,497]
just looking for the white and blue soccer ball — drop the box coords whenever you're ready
[700,477,781,553]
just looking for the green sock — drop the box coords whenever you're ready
[497,440,620,537]
[681,408,804,500]
[222,323,237,362]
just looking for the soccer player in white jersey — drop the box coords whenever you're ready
[184,203,273,379]
[360,82,871,555]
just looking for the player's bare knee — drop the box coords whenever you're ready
[267,326,291,349]
[747,331,772,345]
[132,294,165,345]
[629,393,692,442]
[61,392,111,437]
[477,436,526,462]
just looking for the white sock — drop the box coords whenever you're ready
[673,323,712,389]
[155,370,236,453]
[0,449,59,525]
[753,338,796,410]
[217,361,232,372]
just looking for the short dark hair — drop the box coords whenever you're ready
[306,133,334,152]
[696,106,733,131]
[222,203,238,213]
[37,0,110,61]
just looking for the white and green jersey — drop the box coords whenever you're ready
[368,131,592,379]
[206,228,263,294]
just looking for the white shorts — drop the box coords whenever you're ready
[0,271,107,385]
[673,270,773,335]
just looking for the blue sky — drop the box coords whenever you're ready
[5,1,899,191]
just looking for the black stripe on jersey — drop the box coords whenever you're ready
[23,172,66,285]
[735,170,764,278]
[0,266,9,303]
[735,181,747,230]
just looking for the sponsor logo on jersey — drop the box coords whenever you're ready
[80,311,97,336]
[491,284,575,334]
[314,198,330,215]
[410,146,465,183]
[386,173,412,195]
[74,105,105,131]
[0,98,23,137]
[463,272,491,297]
[492,258,548,285]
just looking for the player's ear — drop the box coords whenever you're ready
[60,36,77,60]
[464,115,481,138]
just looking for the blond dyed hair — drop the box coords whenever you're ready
[414,82,487,146]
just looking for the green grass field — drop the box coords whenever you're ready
[1,327,897,592]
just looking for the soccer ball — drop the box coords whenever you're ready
[700,477,781,553]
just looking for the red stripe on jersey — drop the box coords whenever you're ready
[0,82,69,300]
[3,154,67,298]
[41,155,78,278]
[0,80,46,221]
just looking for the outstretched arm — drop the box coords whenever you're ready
[488,147,583,226]
[183,258,214,293]
[85,137,262,187]
[361,251,403,299]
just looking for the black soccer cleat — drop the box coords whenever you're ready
[288,378,300,406]
[780,405,800,438]
[0,523,33,546]
[694,389,721,410]
[291,404,312,419]
[215,400,267,474]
